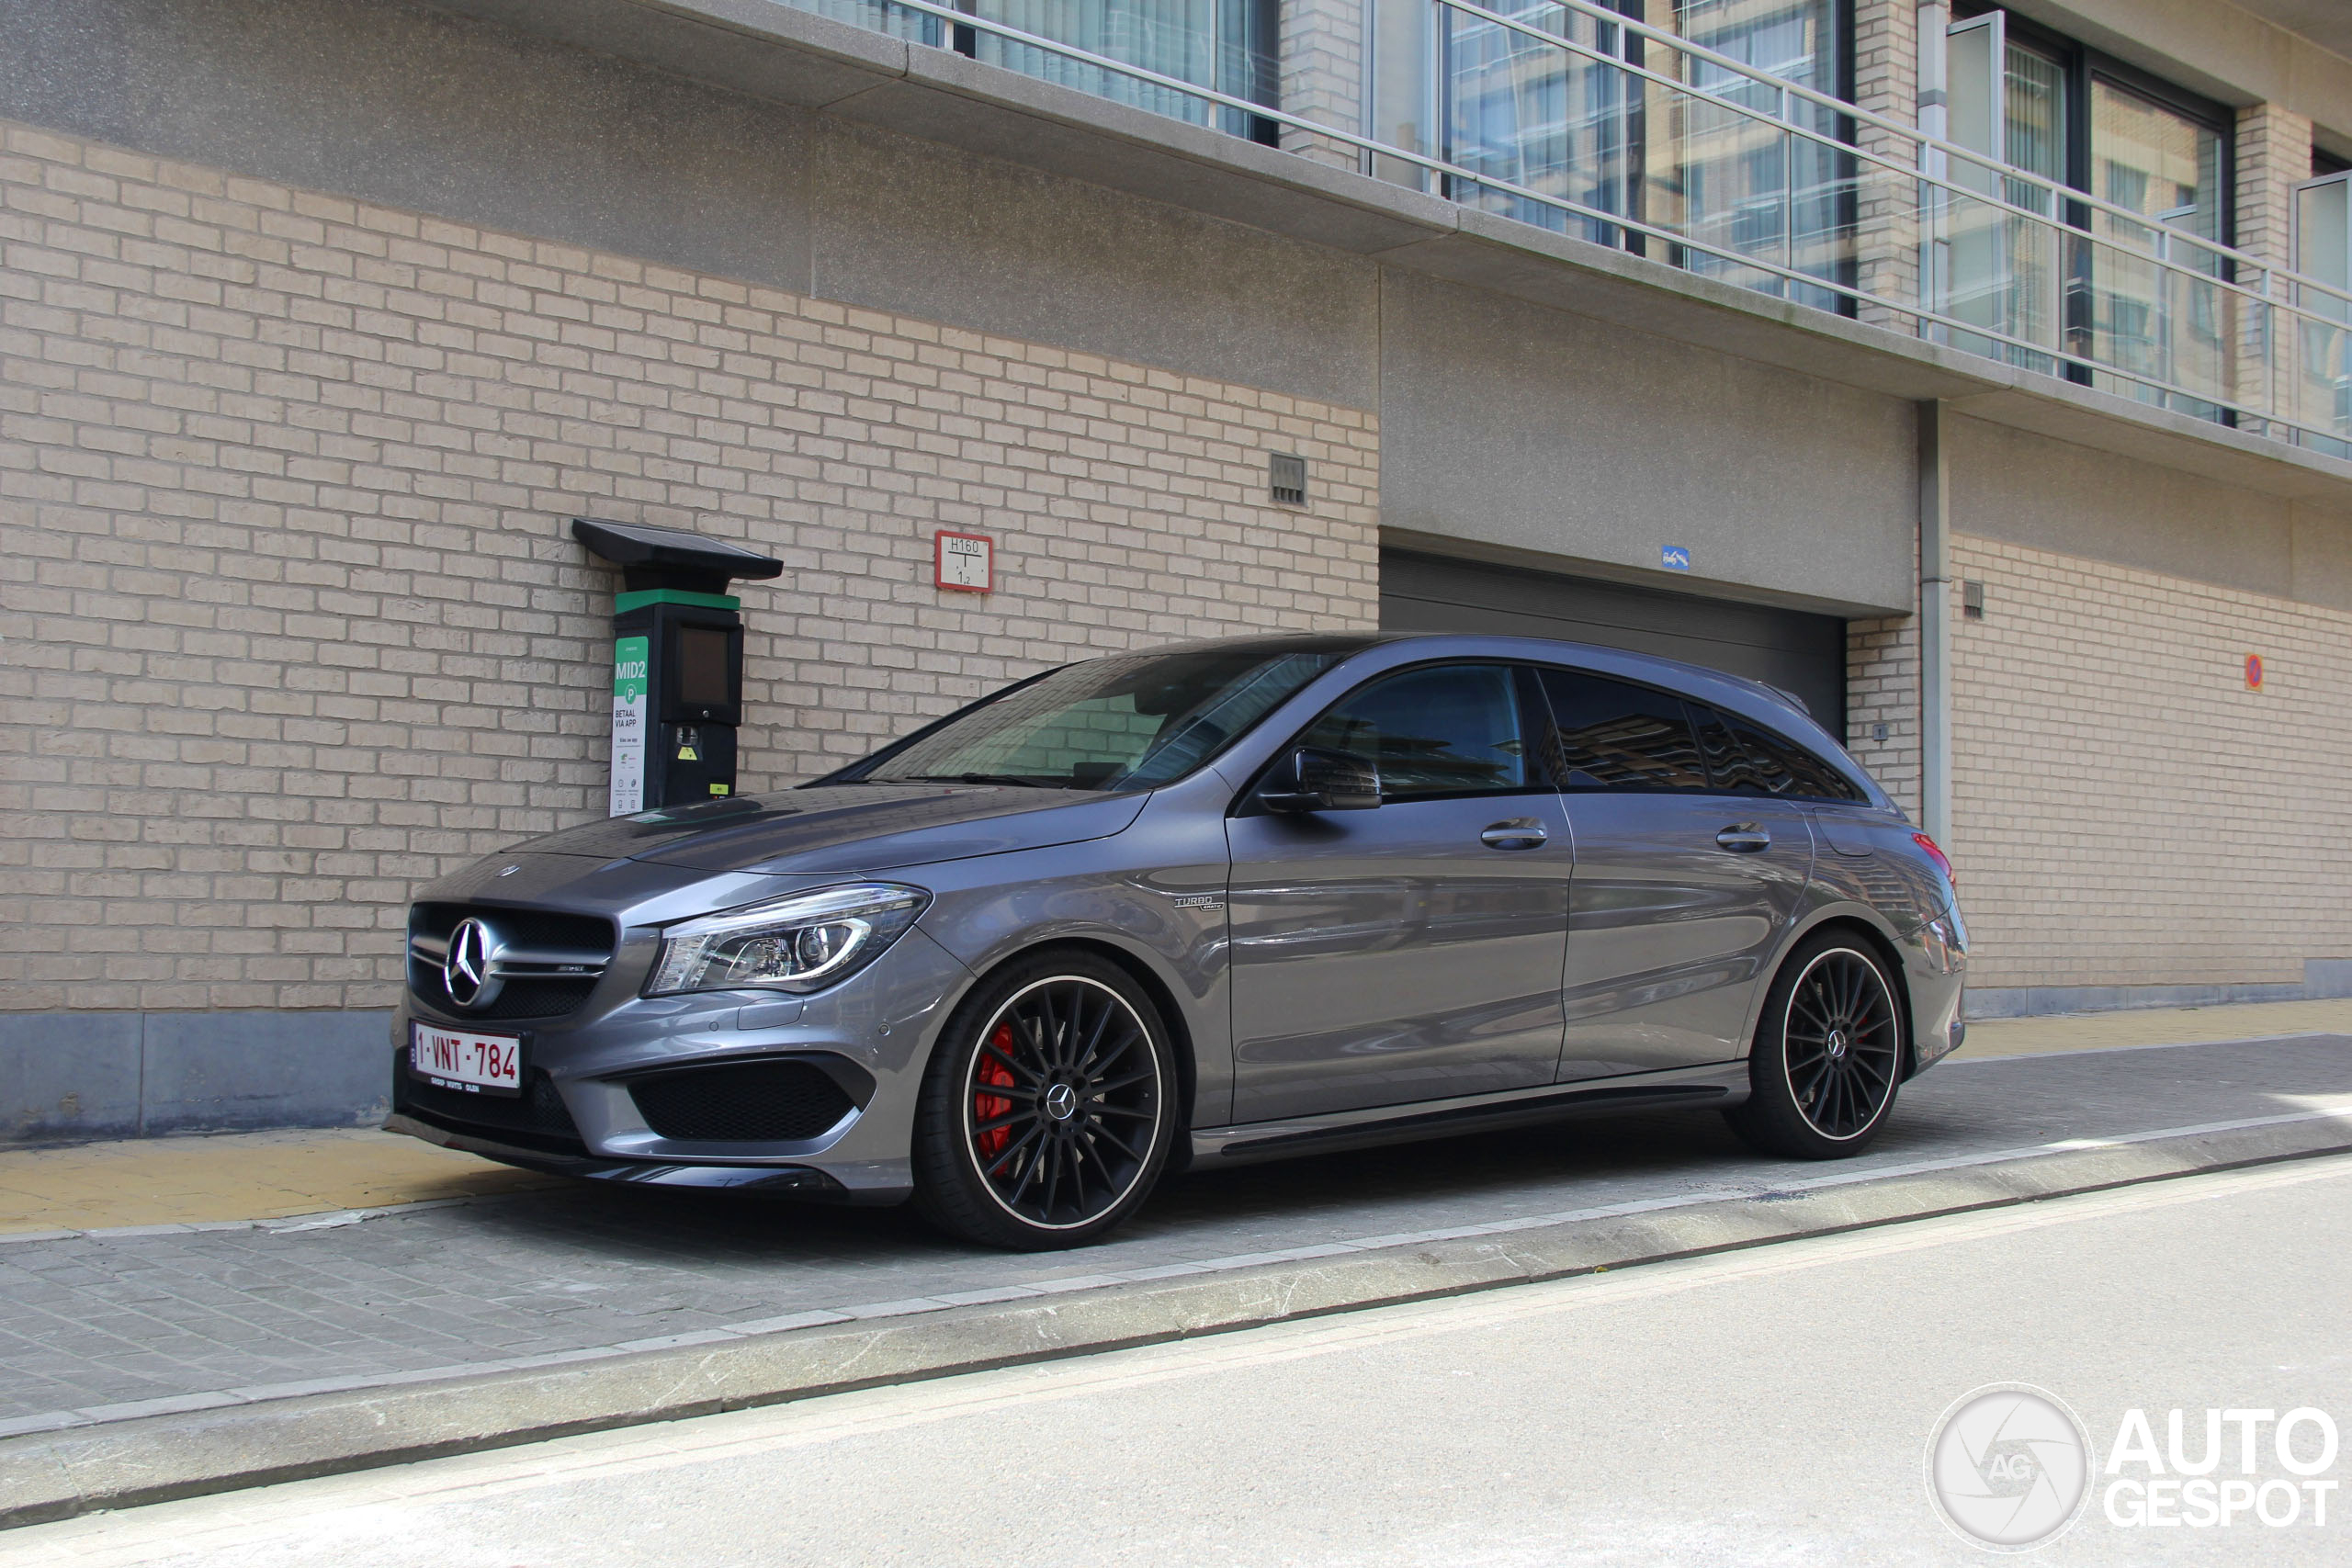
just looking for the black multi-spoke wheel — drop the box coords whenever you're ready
[1724,932,1905,1159]
[913,953,1176,1248]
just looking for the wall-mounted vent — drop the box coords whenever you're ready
[1269,453,1306,507]
[1962,581,1985,620]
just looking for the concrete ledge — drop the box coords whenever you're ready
[0,1013,391,1145]
[6,1109,2349,1529]
[1968,982,2315,1019]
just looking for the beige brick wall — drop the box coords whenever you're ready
[0,120,1382,1015]
[1949,533,2352,992]
[1851,0,1923,331]
[2235,100,2314,272]
[1846,611,1922,819]
[1279,0,1367,171]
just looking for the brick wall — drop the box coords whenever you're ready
[1948,533,2352,992]
[1845,612,1922,820]
[1851,0,1922,330]
[2234,101,2314,271]
[0,119,1382,1016]
[1279,0,1367,171]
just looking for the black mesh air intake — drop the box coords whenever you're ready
[628,1059,857,1144]
[395,1054,586,1156]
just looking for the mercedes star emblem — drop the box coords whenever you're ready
[444,919,498,1010]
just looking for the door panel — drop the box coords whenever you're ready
[1227,795,1572,1122]
[1226,660,1570,1124]
[1555,795,1815,1080]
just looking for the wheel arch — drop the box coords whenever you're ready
[1776,909,1918,1077]
[926,934,1201,1173]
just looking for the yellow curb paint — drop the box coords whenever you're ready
[1956,998,2352,1060]
[0,1129,560,1236]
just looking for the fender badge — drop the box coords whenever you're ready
[1171,895,1224,910]
[496,864,522,877]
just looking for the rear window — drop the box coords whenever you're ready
[1692,706,1864,801]
[1530,668,1709,792]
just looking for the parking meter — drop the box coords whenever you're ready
[571,518,783,815]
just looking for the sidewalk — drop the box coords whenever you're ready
[4,998,2349,1238]
[0,1129,558,1238]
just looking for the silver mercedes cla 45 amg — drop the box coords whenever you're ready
[390,634,1967,1249]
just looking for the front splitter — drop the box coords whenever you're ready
[383,1112,847,1196]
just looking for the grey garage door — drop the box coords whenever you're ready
[1379,550,1849,739]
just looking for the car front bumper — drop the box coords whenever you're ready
[390,919,981,1205]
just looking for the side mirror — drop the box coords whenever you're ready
[1261,746,1382,813]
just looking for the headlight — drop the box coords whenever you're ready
[647,884,929,997]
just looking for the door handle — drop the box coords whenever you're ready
[1481,819,1548,850]
[1715,825,1771,852]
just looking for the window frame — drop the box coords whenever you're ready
[1949,4,2237,396]
[1950,5,2236,246]
[1525,662,1713,795]
[1527,663,1867,804]
[1687,701,1869,803]
[1238,659,1562,811]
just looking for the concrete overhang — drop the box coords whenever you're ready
[431,0,2352,509]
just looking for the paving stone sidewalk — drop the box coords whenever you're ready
[3,1032,2349,1434]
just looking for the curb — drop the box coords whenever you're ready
[6,1113,2350,1529]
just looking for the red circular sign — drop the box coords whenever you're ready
[2245,653,2264,691]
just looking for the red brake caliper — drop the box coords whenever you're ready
[975,1021,1017,1162]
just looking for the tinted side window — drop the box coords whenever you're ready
[1692,706,1864,801]
[1531,669,1708,792]
[1299,664,1528,798]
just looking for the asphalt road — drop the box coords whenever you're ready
[14,1151,2350,1566]
[5,1035,2352,1430]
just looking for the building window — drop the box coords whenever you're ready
[797,0,1282,142]
[2292,168,2352,458]
[1419,0,1858,311]
[1945,6,2233,419]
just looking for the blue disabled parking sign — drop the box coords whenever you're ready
[1661,546,1691,571]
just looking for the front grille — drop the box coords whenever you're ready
[628,1059,857,1144]
[407,902,616,1021]
[427,976,602,1021]
[395,1054,586,1156]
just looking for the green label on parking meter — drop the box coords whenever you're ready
[610,636,650,818]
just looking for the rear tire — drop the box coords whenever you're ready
[911,950,1178,1249]
[1724,931,1905,1160]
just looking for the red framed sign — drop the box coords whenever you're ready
[934,530,993,593]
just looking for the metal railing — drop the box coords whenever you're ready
[777,0,2352,457]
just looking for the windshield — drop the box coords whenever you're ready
[833,641,1363,792]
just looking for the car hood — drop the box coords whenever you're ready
[504,784,1150,875]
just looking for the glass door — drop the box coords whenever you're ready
[2293,173,2352,457]
[1668,0,1854,310]
[1936,12,2066,371]
[2081,76,2229,417]
[1439,0,1645,248]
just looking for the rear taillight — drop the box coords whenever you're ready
[1913,831,1954,885]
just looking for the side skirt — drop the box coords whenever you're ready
[1191,1062,1753,1168]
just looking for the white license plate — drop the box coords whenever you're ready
[410,1022,523,1097]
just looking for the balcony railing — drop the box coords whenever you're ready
[779,0,2352,458]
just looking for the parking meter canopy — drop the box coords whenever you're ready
[574,518,782,815]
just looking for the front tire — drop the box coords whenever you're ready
[1724,931,1905,1159]
[912,952,1178,1249]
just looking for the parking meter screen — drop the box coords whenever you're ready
[678,626,732,706]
